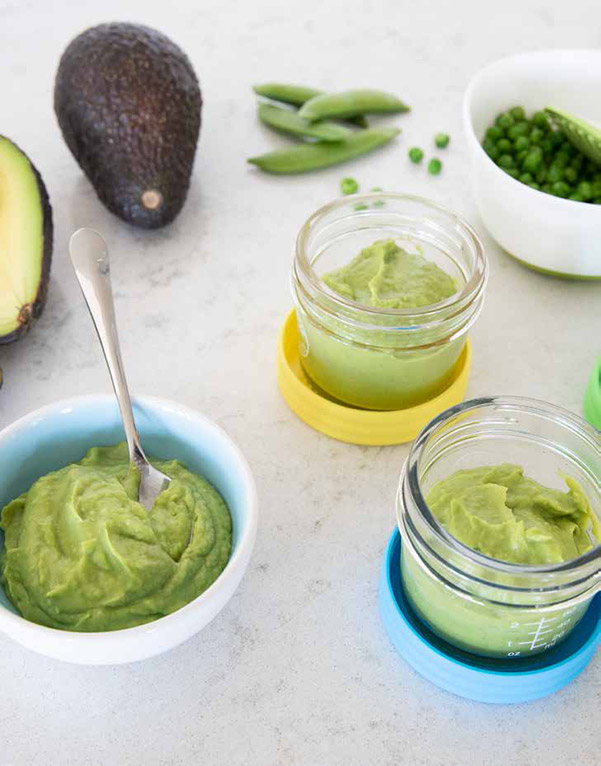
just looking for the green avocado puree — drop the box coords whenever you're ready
[402,465,600,657]
[322,238,457,308]
[0,443,232,632]
[427,464,600,565]
[297,238,463,410]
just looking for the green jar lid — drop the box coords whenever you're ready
[584,357,601,430]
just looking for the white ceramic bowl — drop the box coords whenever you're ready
[463,49,601,278]
[0,395,257,665]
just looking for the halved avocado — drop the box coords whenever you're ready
[0,136,53,344]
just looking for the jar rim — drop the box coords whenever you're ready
[295,192,488,321]
[403,395,601,579]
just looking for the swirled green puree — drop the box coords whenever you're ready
[0,443,232,631]
[322,238,456,308]
[427,464,600,564]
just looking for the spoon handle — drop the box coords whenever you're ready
[69,228,146,467]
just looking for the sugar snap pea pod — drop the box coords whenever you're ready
[253,82,322,106]
[299,89,410,122]
[258,103,352,142]
[247,127,400,174]
[253,82,369,127]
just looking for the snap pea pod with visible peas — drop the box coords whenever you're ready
[299,89,410,122]
[253,82,369,127]
[248,127,400,174]
[258,103,352,142]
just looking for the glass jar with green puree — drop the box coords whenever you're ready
[292,194,488,410]
[397,397,601,659]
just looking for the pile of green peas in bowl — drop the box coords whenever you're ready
[482,106,601,203]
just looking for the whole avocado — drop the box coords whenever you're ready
[54,23,201,229]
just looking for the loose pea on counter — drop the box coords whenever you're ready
[482,106,601,202]
[340,176,359,195]
[408,147,424,163]
[428,158,442,175]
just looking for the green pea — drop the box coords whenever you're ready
[577,181,593,200]
[498,154,515,169]
[548,165,564,183]
[569,192,584,201]
[340,177,359,195]
[496,113,515,129]
[497,138,512,153]
[506,168,520,178]
[532,111,550,129]
[514,136,530,152]
[434,133,450,148]
[551,181,570,198]
[550,131,564,148]
[527,182,541,190]
[428,158,443,175]
[510,106,526,121]
[529,128,544,144]
[484,143,500,160]
[516,150,528,167]
[570,155,584,172]
[560,141,576,157]
[409,147,424,163]
[483,138,496,155]
[508,121,530,140]
[535,167,548,184]
[564,167,578,184]
[553,151,570,169]
[542,183,553,193]
[523,148,543,173]
[593,198,601,204]
[519,172,534,184]
[486,126,504,141]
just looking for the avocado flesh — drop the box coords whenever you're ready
[54,23,201,229]
[0,137,52,343]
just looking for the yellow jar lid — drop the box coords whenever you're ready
[277,311,472,446]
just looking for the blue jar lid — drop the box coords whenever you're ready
[379,530,601,704]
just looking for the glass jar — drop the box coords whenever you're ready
[397,396,601,658]
[291,194,488,411]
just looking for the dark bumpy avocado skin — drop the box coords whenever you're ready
[0,139,53,345]
[54,23,201,229]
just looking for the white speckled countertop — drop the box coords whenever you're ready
[0,0,599,764]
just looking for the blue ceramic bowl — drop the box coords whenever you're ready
[0,395,257,665]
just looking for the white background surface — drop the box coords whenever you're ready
[0,0,600,764]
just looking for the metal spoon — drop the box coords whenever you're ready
[69,228,170,510]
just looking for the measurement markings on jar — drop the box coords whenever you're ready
[516,616,559,651]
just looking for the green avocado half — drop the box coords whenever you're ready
[54,23,202,230]
[0,136,53,346]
